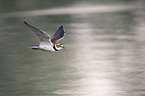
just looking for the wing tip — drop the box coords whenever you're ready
[60,25,65,32]
[24,21,30,26]
[60,25,64,29]
[24,21,27,24]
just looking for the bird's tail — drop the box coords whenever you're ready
[28,46,40,50]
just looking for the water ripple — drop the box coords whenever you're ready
[1,4,143,17]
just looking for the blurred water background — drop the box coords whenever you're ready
[0,0,145,96]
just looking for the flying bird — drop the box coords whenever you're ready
[24,21,65,51]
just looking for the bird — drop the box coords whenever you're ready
[24,21,65,52]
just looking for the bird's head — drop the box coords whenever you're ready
[56,44,65,50]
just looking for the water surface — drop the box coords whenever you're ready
[0,0,145,96]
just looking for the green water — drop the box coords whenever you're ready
[0,0,145,96]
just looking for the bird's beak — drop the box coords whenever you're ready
[63,46,65,49]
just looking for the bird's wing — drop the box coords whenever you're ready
[51,26,65,44]
[24,21,51,42]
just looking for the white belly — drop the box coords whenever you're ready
[39,43,55,51]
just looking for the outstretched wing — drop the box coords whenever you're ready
[24,21,51,42]
[51,26,65,44]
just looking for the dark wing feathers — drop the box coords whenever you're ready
[51,26,65,44]
[24,21,51,42]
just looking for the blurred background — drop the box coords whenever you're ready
[0,0,145,96]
